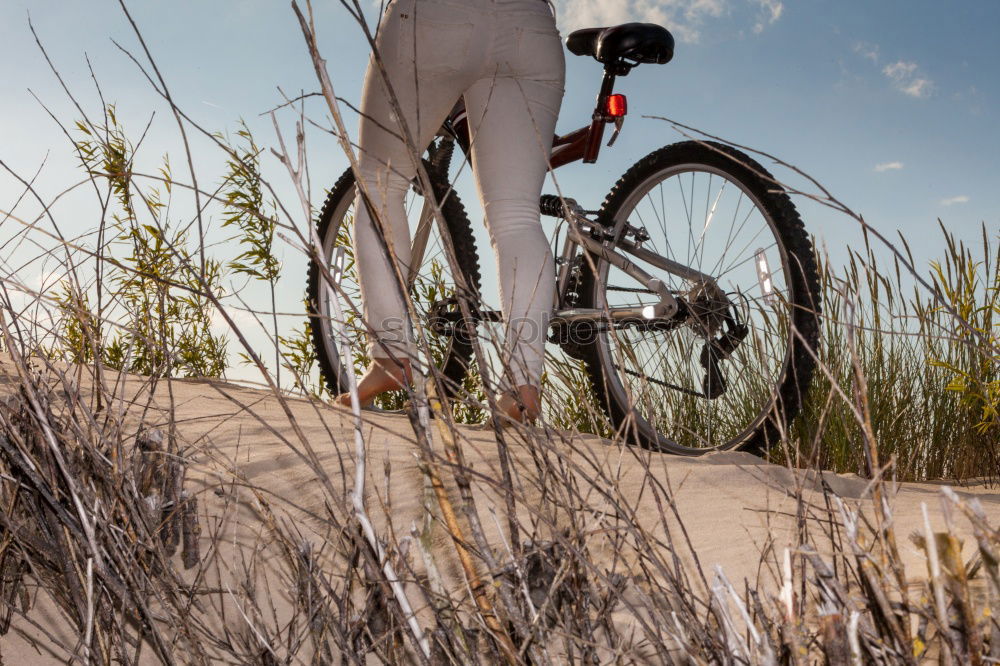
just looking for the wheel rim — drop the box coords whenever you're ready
[315,182,470,400]
[595,162,798,453]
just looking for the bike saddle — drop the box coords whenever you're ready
[565,23,674,65]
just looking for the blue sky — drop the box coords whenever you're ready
[1,0,997,377]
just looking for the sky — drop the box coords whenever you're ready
[1,0,997,380]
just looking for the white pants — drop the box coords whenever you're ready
[353,0,565,389]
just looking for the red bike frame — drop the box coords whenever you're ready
[443,63,633,169]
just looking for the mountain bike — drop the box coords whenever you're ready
[307,22,821,455]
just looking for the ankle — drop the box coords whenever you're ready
[498,384,542,422]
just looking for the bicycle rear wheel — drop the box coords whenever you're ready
[577,141,821,455]
[307,162,481,402]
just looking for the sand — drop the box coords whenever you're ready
[2,360,997,663]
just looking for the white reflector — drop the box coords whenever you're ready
[755,248,774,305]
[332,247,346,284]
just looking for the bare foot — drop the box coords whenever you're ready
[336,357,412,408]
[496,384,541,424]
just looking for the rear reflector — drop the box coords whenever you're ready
[605,94,627,118]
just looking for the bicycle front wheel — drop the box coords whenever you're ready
[307,163,481,402]
[578,141,821,455]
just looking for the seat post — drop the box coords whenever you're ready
[584,62,629,163]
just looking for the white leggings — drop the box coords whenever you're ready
[353,0,565,389]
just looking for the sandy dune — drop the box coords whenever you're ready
[3,361,998,663]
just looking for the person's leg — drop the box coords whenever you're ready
[338,0,483,405]
[463,7,565,420]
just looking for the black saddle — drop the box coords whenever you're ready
[566,23,674,65]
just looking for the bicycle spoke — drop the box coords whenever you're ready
[613,363,704,397]
[606,284,657,294]
[717,224,773,278]
[716,240,779,281]
[311,165,479,403]
[695,175,727,272]
[590,148,814,452]
[709,197,757,277]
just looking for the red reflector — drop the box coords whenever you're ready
[605,94,627,118]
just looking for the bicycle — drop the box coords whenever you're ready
[307,22,821,455]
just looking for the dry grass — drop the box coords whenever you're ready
[0,1,998,663]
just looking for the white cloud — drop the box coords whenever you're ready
[556,0,631,31]
[883,60,916,80]
[210,306,264,335]
[854,47,935,99]
[554,0,781,43]
[853,41,879,63]
[874,161,903,172]
[683,0,727,20]
[882,59,934,99]
[900,77,933,98]
[753,0,783,34]
[28,270,68,293]
[940,195,969,206]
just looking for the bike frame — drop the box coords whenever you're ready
[444,63,628,168]
[410,62,718,331]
